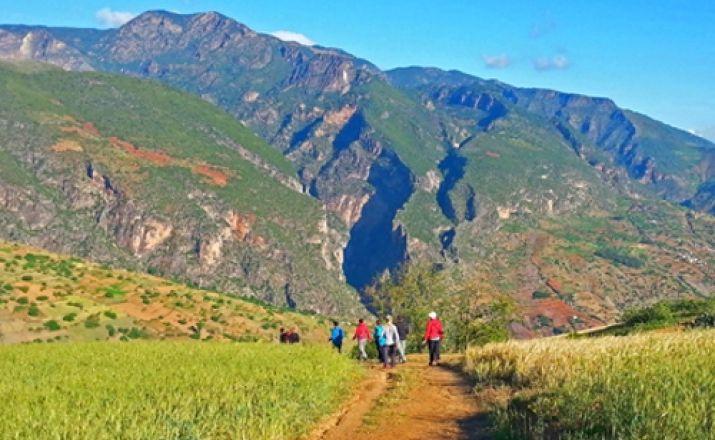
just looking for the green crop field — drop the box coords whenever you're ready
[465,330,715,439]
[0,342,361,439]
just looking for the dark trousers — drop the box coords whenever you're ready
[376,341,384,362]
[332,341,342,353]
[428,339,441,364]
[382,344,396,367]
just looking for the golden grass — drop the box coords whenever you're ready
[465,330,715,439]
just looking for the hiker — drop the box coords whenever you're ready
[328,321,345,353]
[423,311,444,366]
[288,328,300,344]
[383,315,400,368]
[353,318,371,361]
[279,328,289,344]
[395,316,409,363]
[373,319,386,363]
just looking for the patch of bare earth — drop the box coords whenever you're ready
[314,355,491,440]
[193,164,230,186]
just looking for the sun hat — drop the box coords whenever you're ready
[428,311,437,319]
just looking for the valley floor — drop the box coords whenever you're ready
[311,355,491,440]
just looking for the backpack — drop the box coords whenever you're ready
[373,325,387,347]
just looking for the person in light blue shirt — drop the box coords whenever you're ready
[373,319,386,363]
[328,321,345,353]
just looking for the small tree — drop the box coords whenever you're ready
[366,263,516,352]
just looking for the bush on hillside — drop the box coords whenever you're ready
[595,246,644,268]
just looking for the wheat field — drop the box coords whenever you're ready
[0,342,361,439]
[465,330,715,439]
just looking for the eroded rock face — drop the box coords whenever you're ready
[0,29,93,71]
[326,194,371,227]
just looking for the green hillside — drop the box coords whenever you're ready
[0,61,359,314]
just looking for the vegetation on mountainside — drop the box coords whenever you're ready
[367,264,517,351]
[587,298,715,336]
[0,62,358,313]
[0,241,327,344]
[0,342,361,439]
[465,330,715,439]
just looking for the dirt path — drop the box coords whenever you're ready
[312,355,491,440]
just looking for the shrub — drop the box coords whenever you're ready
[127,328,149,339]
[43,320,61,331]
[20,275,33,281]
[531,290,551,299]
[27,305,41,317]
[62,313,77,322]
[595,246,644,268]
[623,302,674,326]
[106,325,116,337]
[16,297,29,305]
[103,311,117,320]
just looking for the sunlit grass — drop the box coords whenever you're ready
[465,330,715,439]
[0,342,362,439]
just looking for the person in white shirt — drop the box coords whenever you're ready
[382,315,400,368]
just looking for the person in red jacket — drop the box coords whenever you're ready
[423,311,444,366]
[352,318,372,361]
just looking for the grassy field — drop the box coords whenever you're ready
[465,330,715,439]
[0,342,361,439]
[0,241,328,344]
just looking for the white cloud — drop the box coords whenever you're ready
[533,54,570,71]
[96,8,137,27]
[481,54,511,69]
[270,30,315,46]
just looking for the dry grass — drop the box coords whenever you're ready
[465,331,715,439]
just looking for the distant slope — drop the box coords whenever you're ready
[0,240,329,344]
[0,61,360,314]
[388,66,715,205]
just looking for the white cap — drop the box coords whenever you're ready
[428,311,437,319]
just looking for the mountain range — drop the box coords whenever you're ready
[0,10,713,332]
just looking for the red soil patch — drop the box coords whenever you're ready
[193,164,229,186]
[486,151,501,158]
[82,122,100,137]
[109,137,174,165]
[546,278,562,293]
[526,298,597,329]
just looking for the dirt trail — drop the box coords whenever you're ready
[312,355,491,440]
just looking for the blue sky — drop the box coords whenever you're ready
[1,0,714,141]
